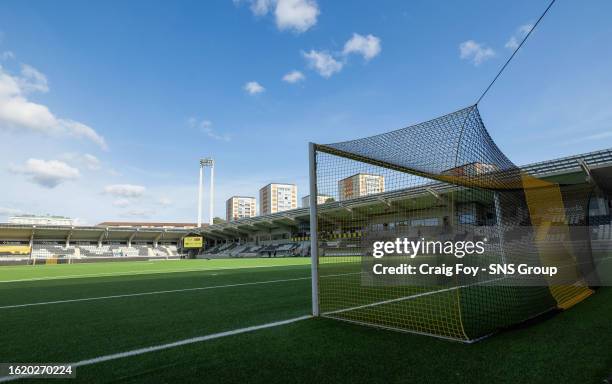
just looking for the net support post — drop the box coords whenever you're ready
[493,191,506,264]
[309,142,320,317]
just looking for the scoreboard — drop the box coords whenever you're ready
[183,236,203,249]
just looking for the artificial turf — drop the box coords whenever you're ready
[0,258,312,282]
[0,259,609,383]
[76,288,612,384]
[0,260,313,363]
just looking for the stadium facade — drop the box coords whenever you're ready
[1,148,611,263]
[201,147,612,255]
[9,215,74,226]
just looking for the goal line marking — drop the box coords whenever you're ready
[0,315,312,383]
[323,277,507,316]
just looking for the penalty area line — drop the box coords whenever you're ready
[0,272,360,310]
[0,277,311,310]
[0,315,312,383]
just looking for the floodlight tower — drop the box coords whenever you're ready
[197,158,215,227]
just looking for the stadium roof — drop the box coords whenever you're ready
[199,147,612,239]
[97,222,201,228]
[0,224,190,242]
[1,147,611,243]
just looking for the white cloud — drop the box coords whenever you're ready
[62,120,106,149]
[19,64,49,93]
[241,0,319,33]
[82,154,101,170]
[244,81,265,95]
[188,118,231,141]
[275,0,319,33]
[505,37,519,51]
[505,23,534,50]
[459,40,495,66]
[302,50,343,77]
[518,24,534,36]
[300,33,380,79]
[343,33,382,61]
[112,198,130,208]
[104,184,146,198]
[250,0,273,15]
[282,70,305,83]
[9,158,80,188]
[0,64,107,149]
[61,153,101,171]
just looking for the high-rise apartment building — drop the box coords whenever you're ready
[301,194,333,208]
[226,196,256,221]
[259,183,297,215]
[338,173,385,201]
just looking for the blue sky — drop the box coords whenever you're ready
[1,0,611,224]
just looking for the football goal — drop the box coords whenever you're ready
[308,105,597,342]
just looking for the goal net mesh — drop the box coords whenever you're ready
[311,105,597,342]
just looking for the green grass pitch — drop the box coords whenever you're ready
[0,259,610,383]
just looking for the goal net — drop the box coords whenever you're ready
[308,105,599,342]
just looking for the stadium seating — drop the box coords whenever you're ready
[155,245,179,257]
[201,241,307,258]
[17,243,181,263]
[228,244,250,257]
[32,244,76,259]
[239,245,264,257]
[203,244,223,254]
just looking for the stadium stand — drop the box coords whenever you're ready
[0,244,31,261]
[228,244,250,257]
[0,223,186,265]
[28,243,180,260]
[1,148,611,266]
[198,240,307,258]
[31,244,75,259]
[239,245,264,257]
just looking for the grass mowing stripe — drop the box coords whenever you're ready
[1,274,312,363]
[74,289,612,384]
[0,272,361,309]
[0,262,312,284]
[0,276,311,309]
[0,315,312,383]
